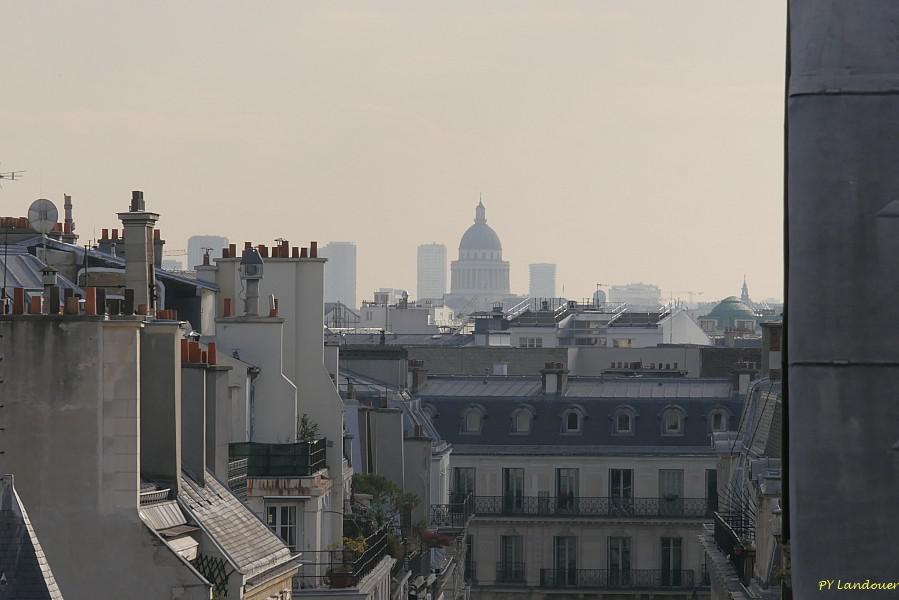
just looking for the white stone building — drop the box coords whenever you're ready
[416,372,741,599]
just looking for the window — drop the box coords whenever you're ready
[556,468,579,512]
[562,410,581,433]
[452,467,476,501]
[614,411,633,434]
[709,409,729,432]
[502,468,525,513]
[511,408,531,434]
[266,504,298,552]
[608,537,632,586]
[499,535,525,582]
[553,536,578,586]
[661,408,684,435]
[659,469,685,516]
[462,407,483,433]
[661,538,683,586]
[609,469,634,515]
[518,336,543,348]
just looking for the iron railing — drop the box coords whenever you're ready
[472,496,711,518]
[229,438,327,478]
[227,458,248,501]
[139,488,172,506]
[539,569,695,589]
[714,512,755,587]
[430,493,473,529]
[297,527,390,589]
[495,561,526,584]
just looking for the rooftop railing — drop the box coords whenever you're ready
[471,495,711,519]
[539,569,695,590]
[229,439,327,478]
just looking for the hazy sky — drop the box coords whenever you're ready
[1,2,785,305]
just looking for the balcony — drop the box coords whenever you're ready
[429,493,473,530]
[228,439,327,478]
[472,496,711,519]
[714,512,756,587]
[540,569,695,590]
[297,527,390,589]
[495,561,526,584]
[227,458,248,501]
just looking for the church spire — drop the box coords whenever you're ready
[475,196,486,224]
[741,275,750,304]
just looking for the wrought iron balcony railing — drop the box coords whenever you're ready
[429,493,473,529]
[228,438,327,478]
[714,512,756,587]
[495,561,526,584]
[540,568,695,589]
[471,495,711,518]
[296,527,390,589]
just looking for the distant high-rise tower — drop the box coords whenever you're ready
[187,235,228,270]
[417,243,447,301]
[528,263,556,298]
[320,242,357,307]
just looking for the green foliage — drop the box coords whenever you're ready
[352,473,420,529]
[297,413,320,442]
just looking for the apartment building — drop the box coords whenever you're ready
[417,369,741,599]
[701,322,784,600]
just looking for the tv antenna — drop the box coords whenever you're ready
[0,165,25,189]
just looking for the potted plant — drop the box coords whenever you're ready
[326,564,355,588]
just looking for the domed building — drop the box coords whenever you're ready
[445,201,518,314]
[700,296,760,334]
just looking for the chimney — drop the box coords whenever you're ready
[205,362,230,477]
[153,229,164,268]
[408,359,428,394]
[64,194,74,231]
[181,360,207,484]
[118,191,159,312]
[239,247,264,316]
[140,322,182,493]
[541,361,569,395]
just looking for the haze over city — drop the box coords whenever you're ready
[1,1,785,304]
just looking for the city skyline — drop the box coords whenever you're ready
[0,1,785,303]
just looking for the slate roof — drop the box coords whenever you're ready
[178,472,295,578]
[18,236,219,291]
[0,245,80,294]
[417,376,741,455]
[0,475,63,600]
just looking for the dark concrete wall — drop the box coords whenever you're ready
[789,1,899,593]
[140,322,182,489]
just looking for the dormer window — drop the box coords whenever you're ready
[709,409,729,432]
[561,407,584,434]
[613,406,636,435]
[462,407,483,434]
[511,407,532,434]
[661,407,685,436]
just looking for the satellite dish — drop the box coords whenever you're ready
[27,199,59,234]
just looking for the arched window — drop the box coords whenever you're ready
[709,408,730,432]
[462,407,483,434]
[561,408,584,433]
[511,407,532,434]
[661,407,685,436]
[613,406,636,435]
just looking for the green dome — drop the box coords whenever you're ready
[706,296,757,329]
